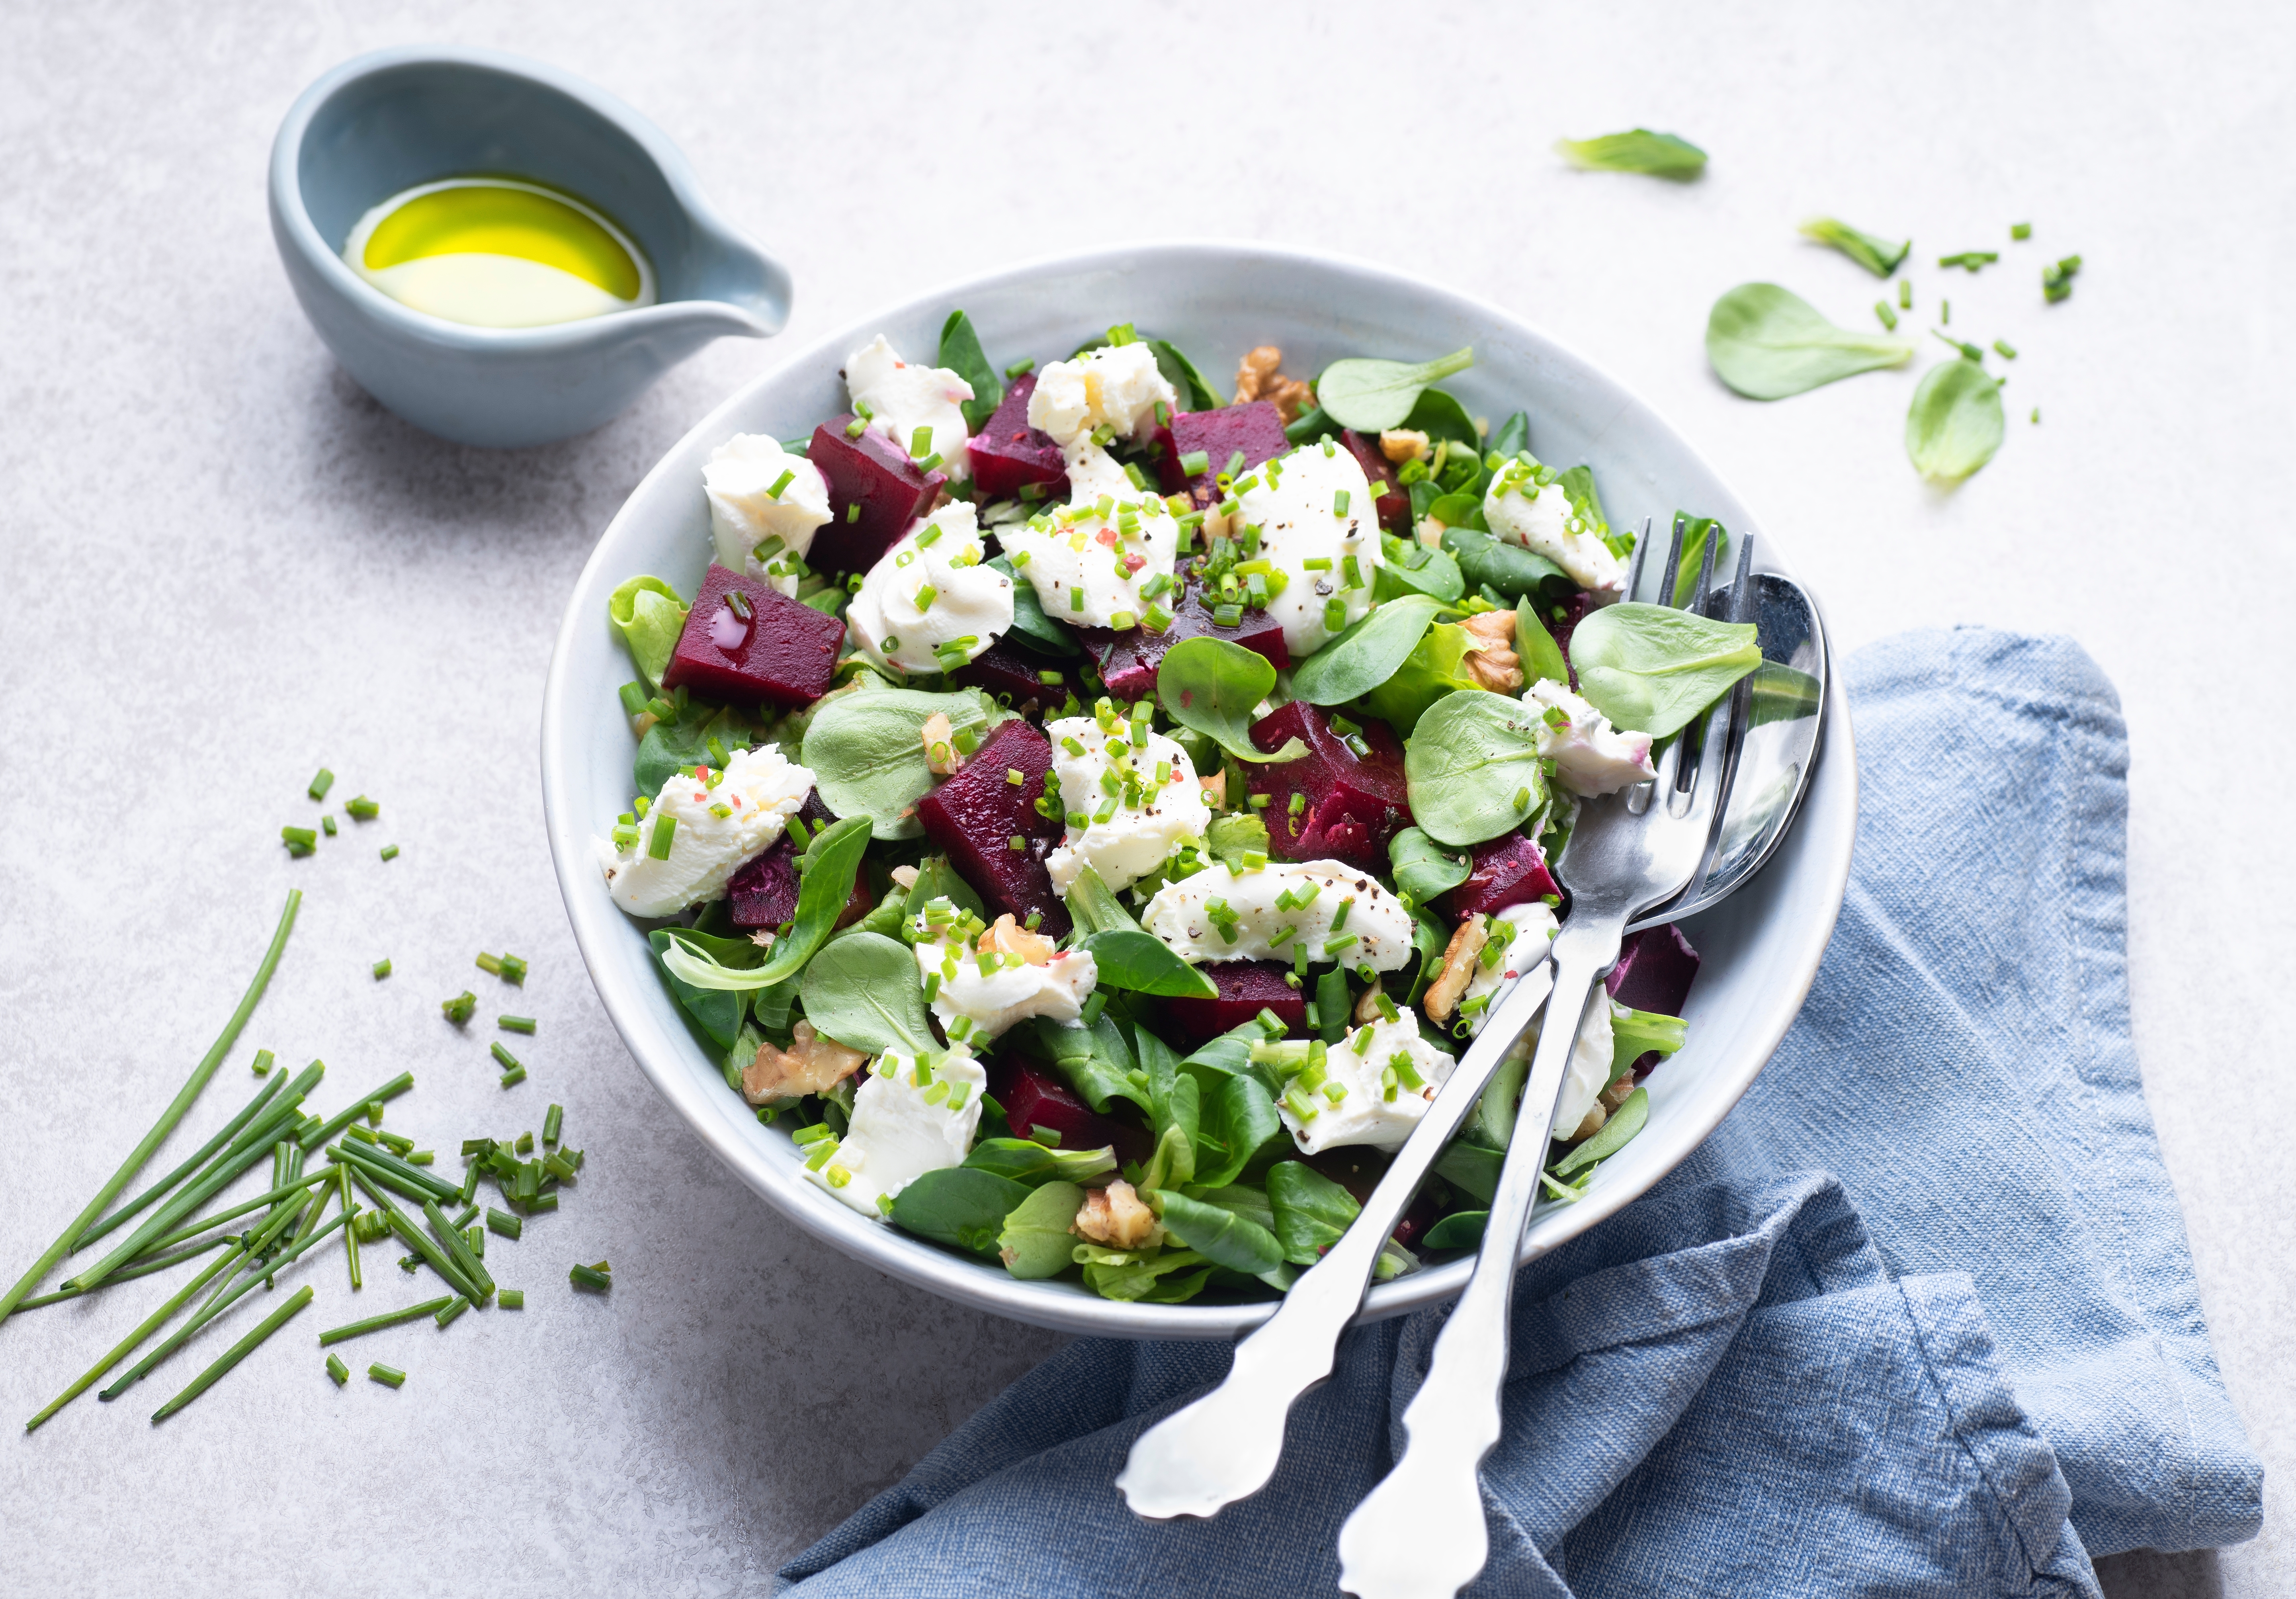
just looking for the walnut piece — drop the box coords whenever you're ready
[888,864,920,890]
[920,712,965,775]
[1564,1102,1608,1142]
[1352,979,1387,1026]
[742,1020,868,1105]
[1072,1178,1159,1248]
[1600,1075,1637,1112]
[1422,917,1491,1024]
[1198,769,1228,811]
[1233,345,1315,423]
[979,913,1059,966]
[1458,608,1524,694]
[1380,428,1432,464]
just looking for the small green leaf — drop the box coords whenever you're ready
[1374,536,1466,606]
[1552,1087,1650,1177]
[1797,218,1911,278]
[1554,129,1708,179]
[635,699,750,797]
[1671,516,1729,609]
[889,1167,1029,1257]
[798,931,936,1056]
[1314,348,1476,432]
[1568,603,1762,739]
[902,854,985,930]
[1290,594,1447,706]
[995,1181,1086,1278]
[1155,637,1304,764]
[1489,411,1530,459]
[1029,1014,1149,1116]
[1421,1210,1488,1251]
[1432,1138,1501,1204]
[1554,464,1611,536]
[1442,525,1567,599]
[606,576,688,691]
[1706,283,1916,400]
[1190,1075,1284,1190]
[1403,691,1551,847]
[1388,827,1473,906]
[966,1140,1118,1187]
[802,687,1006,840]
[1905,357,2006,482]
[1148,338,1223,411]
[1079,1247,1212,1303]
[653,816,875,990]
[1154,1190,1284,1275]
[1398,385,1481,450]
[1062,864,1142,938]
[1266,1161,1360,1265]
[937,309,1004,433]
[1202,813,1270,869]
[1611,1006,1688,1076]
[986,555,1080,655]
[1359,620,1482,738]
[1514,596,1567,686]
[1082,930,1218,999]
[647,930,748,1049]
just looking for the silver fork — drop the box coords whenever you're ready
[1117,521,1753,1529]
[1331,528,1753,1598]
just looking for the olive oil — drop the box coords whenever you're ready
[343,178,655,328]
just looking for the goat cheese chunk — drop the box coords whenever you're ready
[1461,903,1561,1038]
[1044,715,1211,893]
[598,744,813,917]
[846,334,973,481]
[913,930,1098,1042]
[1231,443,1385,656]
[1142,860,1415,971]
[1483,457,1626,597]
[995,452,1180,630]
[1026,343,1177,448]
[846,501,1012,674]
[703,434,833,597]
[1524,679,1657,796]
[1276,1010,1458,1154]
[1550,989,1616,1138]
[804,1047,987,1218]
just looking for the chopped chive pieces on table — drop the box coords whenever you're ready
[150,1283,315,1424]
[281,825,317,857]
[515,1131,534,1154]
[490,1043,521,1072]
[500,1065,526,1089]
[543,1104,563,1145]
[252,1048,274,1075]
[434,1295,470,1330]
[498,1016,535,1035]
[367,1362,406,1389]
[321,815,338,837]
[326,1353,349,1385]
[487,1209,523,1241]
[344,796,380,820]
[442,991,476,1025]
[569,1263,612,1293]
[498,1289,525,1309]
[308,768,335,801]
[318,1297,453,1346]
[371,959,391,980]
[379,844,399,861]
[2011,221,2033,240]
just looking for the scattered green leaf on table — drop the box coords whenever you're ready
[1290,594,1447,706]
[803,687,1005,839]
[1156,637,1303,763]
[1154,1190,1284,1275]
[1798,218,1911,278]
[1706,283,1915,400]
[607,576,689,691]
[937,309,1003,432]
[1314,349,1476,432]
[1568,603,1762,739]
[1554,129,1707,179]
[1905,357,2005,482]
[1083,930,1217,999]
[1404,691,1551,847]
[995,1181,1087,1277]
[799,931,937,1056]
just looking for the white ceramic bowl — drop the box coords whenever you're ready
[541,242,1857,1339]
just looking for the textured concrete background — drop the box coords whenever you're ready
[1,2,2288,1594]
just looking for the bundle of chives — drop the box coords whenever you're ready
[150,1284,314,1424]
[99,1210,348,1400]
[12,1235,234,1315]
[346,1171,478,1303]
[0,891,301,1322]
[73,1071,293,1251]
[422,1199,494,1301]
[23,1241,251,1431]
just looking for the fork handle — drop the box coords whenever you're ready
[1334,917,1622,1599]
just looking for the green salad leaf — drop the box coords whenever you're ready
[1083,930,1218,999]
[1611,1006,1688,1077]
[1670,516,1729,608]
[903,854,985,930]
[1568,603,1763,739]
[1030,1015,1149,1117]
[634,699,750,797]
[1552,1087,1650,1177]
[656,815,874,991]
[608,576,688,691]
[1389,827,1473,907]
[1514,596,1568,686]
[1490,411,1530,459]
[1403,691,1551,847]
[1375,534,1466,605]
[1290,594,1446,706]
[1078,1246,1212,1303]
[1150,338,1223,411]
[1153,1190,1284,1275]
[1434,1138,1501,1204]
[802,687,1005,840]
[1422,1210,1488,1251]
[937,309,1003,433]
[1062,864,1142,940]
[1155,637,1303,764]
[1266,1161,1360,1265]
[1555,129,1708,179]
[1314,349,1476,432]
[1398,385,1481,450]
[996,1181,1086,1278]
[1706,283,1915,400]
[987,555,1080,655]
[1905,356,2005,482]
[1142,1071,1199,1192]
[1360,620,1481,737]
[1798,218,1911,278]
[1204,814,1269,868]
[889,1167,1028,1257]
[797,930,936,1057]
[967,1140,1117,1186]
[1443,526,1567,598]
[1554,463,1611,536]
[1190,1074,1285,1190]
[648,929,752,1049]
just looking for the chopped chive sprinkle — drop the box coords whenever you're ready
[1899,280,1913,309]
[766,467,796,499]
[570,1263,612,1292]
[498,1015,536,1035]
[367,1362,406,1389]
[500,954,527,985]
[647,815,677,859]
[379,844,399,861]
[344,796,380,820]
[1993,339,2018,359]
[2011,221,2032,240]
[308,768,336,801]
[318,1296,453,1346]
[516,1130,534,1155]
[321,815,338,837]
[371,959,391,980]
[486,1207,523,1240]
[490,1042,521,1072]
[499,1065,526,1089]
[434,1295,470,1330]
[1874,301,1898,330]
[543,1104,563,1145]
[252,1048,275,1075]
[442,991,476,1025]
[498,1289,525,1308]
[281,825,318,855]
[326,1353,349,1385]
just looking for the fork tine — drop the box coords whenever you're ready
[1653,514,1687,610]
[1624,516,1653,602]
[1725,528,1756,624]
[1687,520,1720,616]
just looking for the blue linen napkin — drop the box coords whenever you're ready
[777,630,2263,1598]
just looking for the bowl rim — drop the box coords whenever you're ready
[539,238,1857,1339]
[267,42,776,348]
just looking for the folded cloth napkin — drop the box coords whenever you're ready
[777,630,2263,1599]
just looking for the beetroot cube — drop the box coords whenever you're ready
[1246,703,1412,873]
[1081,570,1291,701]
[1441,831,1563,920]
[806,417,947,575]
[1607,923,1700,1017]
[727,792,836,929]
[965,372,1069,502]
[1340,429,1410,534]
[914,719,1070,939]
[1158,960,1307,1048]
[1156,403,1292,499]
[948,640,1081,714]
[659,565,844,710]
[990,1058,1151,1165]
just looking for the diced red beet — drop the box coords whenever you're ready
[1154,403,1291,499]
[989,1058,1151,1166]
[659,565,845,710]
[948,639,1083,714]
[1547,590,1599,689]
[1080,569,1292,700]
[914,719,1071,938]
[1246,703,1413,873]
[1607,924,1700,1017]
[1305,1146,1440,1249]
[966,372,1069,502]
[727,792,836,929]
[1158,961,1306,1049]
[1339,430,1410,534]
[806,417,948,574]
[1440,831,1563,920]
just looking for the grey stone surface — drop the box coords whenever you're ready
[0,2,2286,1594]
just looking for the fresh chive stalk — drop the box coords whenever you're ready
[73,1072,293,1251]
[367,1362,405,1389]
[326,1353,350,1385]
[498,1290,525,1309]
[298,1072,415,1153]
[423,1200,495,1300]
[569,1264,612,1293]
[149,1284,315,1424]
[542,1104,563,1146]
[22,1241,248,1431]
[316,1296,453,1345]
[348,1173,477,1302]
[498,1016,536,1035]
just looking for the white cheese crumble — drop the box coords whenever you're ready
[598,744,813,917]
[1550,990,1616,1138]
[703,434,833,597]
[803,1048,987,1217]
[1460,903,1561,1038]
[1523,679,1657,796]
[845,501,1013,674]
[1141,860,1415,971]
[1044,715,1211,893]
[1483,462,1626,598]
[995,446,1180,630]
[1275,1010,1457,1154]
[846,334,974,481]
[912,935,1097,1041]
[1025,343,1176,448]
[1230,443,1385,657]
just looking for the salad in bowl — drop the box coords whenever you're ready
[584,311,1766,1310]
